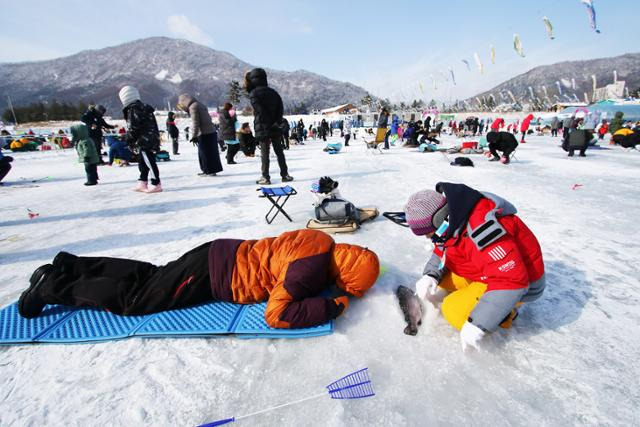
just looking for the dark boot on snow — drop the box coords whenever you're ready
[18,264,54,318]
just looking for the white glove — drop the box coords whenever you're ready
[415,275,439,299]
[460,321,485,352]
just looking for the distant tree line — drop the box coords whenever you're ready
[2,100,89,124]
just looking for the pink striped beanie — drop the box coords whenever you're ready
[404,190,447,236]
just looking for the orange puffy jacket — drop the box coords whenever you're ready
[208,230,379,328]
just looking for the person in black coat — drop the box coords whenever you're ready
[81,105,116,164]
[238,123,256,156]
[320,119,329,141]
[244,68,292,185]
[119,86,162,192]
[297,119,305,141]
[279,118,291,149]
[486,131,518,164]
[166,111,180,155]
[424,116,432,134]
[0,150,13,183]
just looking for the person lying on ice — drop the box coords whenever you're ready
[404,182,545,350]
[18,230,380,329]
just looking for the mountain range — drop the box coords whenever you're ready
[0,37,370,116]
[465,53,640,108]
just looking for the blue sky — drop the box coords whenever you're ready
[2,0,639,101]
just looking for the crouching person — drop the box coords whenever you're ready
[18,230,380,329]
[404,182,545,351]
[486,131,518,164]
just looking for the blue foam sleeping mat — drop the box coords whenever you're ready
[0,301,332,345]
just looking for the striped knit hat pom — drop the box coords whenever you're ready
[404,190,447,236]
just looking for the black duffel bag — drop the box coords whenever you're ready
[315,198,359,224]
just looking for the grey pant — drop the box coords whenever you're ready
[259,137,289,179]
[91,137,103,162]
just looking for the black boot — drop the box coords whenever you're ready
[52,251,77,273]
[18,264,54,318]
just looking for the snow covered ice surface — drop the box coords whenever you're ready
[1,130,639,426]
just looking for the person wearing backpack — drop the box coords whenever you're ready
[404,182,545,351]
[119,86,163,193]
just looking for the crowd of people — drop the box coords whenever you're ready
[2,72,639,188]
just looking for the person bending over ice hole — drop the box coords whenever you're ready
[18,230,380,329]
[404,182,545,351]
[119,86,163,193]
[485,131,518,164]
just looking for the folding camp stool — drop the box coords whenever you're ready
[258,185,298,224]
[364,128,386,154]
[509,151,520,162]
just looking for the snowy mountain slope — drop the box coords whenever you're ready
[466,53,640,104]
[0,37,370,114]
[0,127,639,426]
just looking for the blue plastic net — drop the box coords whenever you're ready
[326,368,375,399]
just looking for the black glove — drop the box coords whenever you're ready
[84,157,91,163]
[318,176,338,194]
[190,137,198,145]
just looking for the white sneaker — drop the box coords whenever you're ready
[145,184,163,193]
[134,181,148,192]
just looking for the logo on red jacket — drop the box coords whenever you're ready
[498,260,516,273]
[487,245,507,261]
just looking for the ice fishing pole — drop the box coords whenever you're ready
[198,367,375,426]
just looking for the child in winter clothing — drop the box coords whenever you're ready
[404,183,545,351]
[598,120,609,140]
[71,124,100,186]
[119,85,163,192]
[218,103,240,164]
[166,111,180,155]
